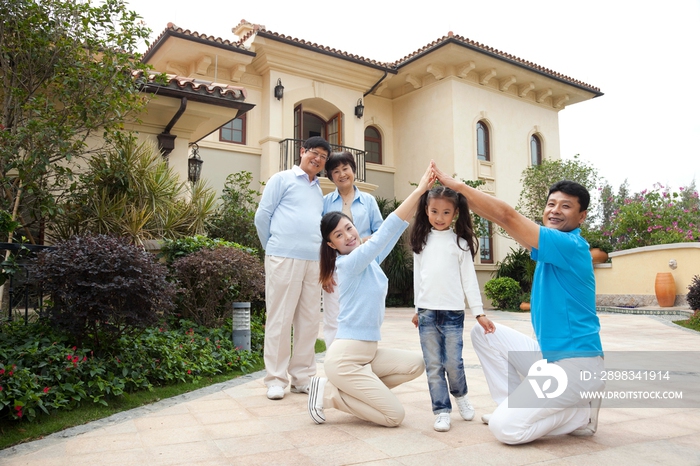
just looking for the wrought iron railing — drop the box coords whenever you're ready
[1,243,54,324]
[279,139,366,182]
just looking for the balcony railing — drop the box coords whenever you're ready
[279,139,366,182]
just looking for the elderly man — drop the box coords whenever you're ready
[255,136,331,400]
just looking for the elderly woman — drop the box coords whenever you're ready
[321,151,383,346]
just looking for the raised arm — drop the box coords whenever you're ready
[393,164,436,221]
[431,162,540,250]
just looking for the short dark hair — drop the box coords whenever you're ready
[325,151,356,182]
[302,136,331,155]
[548,180,590,211]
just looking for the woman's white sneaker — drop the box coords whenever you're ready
[434,413,451,432]
[308,377,327,424]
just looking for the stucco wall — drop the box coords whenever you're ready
[594,243,700,307]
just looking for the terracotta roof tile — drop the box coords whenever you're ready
[133,71,247,100]
[391,33,600,92]
[142,23,248,59]
[252,28,394,68]
[145,23,600,93]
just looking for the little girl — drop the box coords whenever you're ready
[410,185,494,432]
[307,164,434,427]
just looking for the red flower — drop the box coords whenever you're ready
[82,356,87,362]
[187,370,192,374]
[8,371,13,376]
[43,387,50,393]
[72,346,77,351]
[67,355,73,361]
[0,385,3,391]
[0,369,4,375]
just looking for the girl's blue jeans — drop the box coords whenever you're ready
[417,308,468,414]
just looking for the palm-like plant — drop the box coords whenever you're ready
[375,196,414,306]
[49,136,216,244]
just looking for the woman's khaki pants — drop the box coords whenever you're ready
[323,339,425,427]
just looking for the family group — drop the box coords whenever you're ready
[253,136,604,445]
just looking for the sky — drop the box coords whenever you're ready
[132,0,700,195]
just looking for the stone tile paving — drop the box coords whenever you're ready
[1,309,700,465]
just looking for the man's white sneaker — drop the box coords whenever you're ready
[570,398,602,436]
[266,386,285,400]
[481,413,491,424]
[308,377,327,424]
[434,413,451,432]
[290,385,309,394]
[454,395,475,421]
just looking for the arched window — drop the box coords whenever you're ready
[530,134,542,166]
[476,121,490,161]
[364,126,382,164]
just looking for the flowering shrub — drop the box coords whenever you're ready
[603,184,700,250]
[0,316,263,422]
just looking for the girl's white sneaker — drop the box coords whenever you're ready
[454,395,475,421]
[434,413,451,432]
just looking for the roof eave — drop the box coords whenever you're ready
[142,28,256,64]
[396,38,603,97]
[255,31,397,74]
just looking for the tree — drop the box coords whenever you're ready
[0,0,154,244]
[516,155,600,226]
[206,171,263,258]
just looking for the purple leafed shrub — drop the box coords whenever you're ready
[31,235,176,350]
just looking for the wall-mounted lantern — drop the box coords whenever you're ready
[188,143,203,184]
[274,79,284,100]
[354,98,364,118]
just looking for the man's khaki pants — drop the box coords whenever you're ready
[263,256,321,388]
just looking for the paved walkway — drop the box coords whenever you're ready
[2,309,700,465]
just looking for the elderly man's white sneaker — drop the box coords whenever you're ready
[266,386,285,400]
